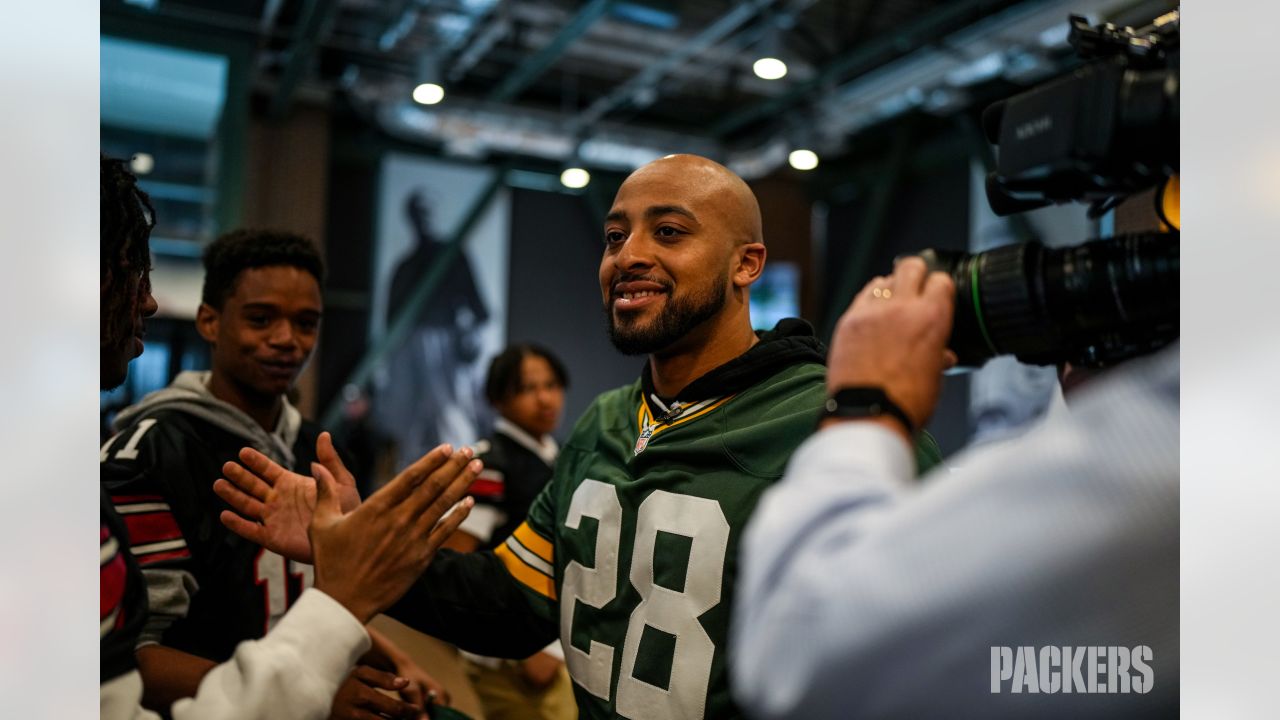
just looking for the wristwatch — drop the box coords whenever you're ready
[821,386,915,434]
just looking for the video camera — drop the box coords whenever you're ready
[921,10,1179,368]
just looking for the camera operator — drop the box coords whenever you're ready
[729,255,1177,718]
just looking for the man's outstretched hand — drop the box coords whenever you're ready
[308,446,479,624]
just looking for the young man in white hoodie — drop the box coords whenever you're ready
[102,228,448,718]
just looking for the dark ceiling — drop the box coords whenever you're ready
[103,0,1176,175]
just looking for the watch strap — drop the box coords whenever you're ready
[821,386,915,434]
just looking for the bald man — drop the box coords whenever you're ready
[218,155,942,719]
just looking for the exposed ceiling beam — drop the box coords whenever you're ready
[710,0,1012,137]
[375,0,416,52]
[570,0,826,131]
[447,9,511,83]
[269,0,344,119]
[487,0,615,103]
[259,0,285,35]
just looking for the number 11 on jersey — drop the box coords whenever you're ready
[254,548,314,633]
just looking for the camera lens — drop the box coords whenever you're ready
[919,232,1178,368]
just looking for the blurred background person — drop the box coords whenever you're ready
[443,344,577,720]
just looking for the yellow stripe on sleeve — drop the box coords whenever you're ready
[495,543,557,600]
[512,522,554,564]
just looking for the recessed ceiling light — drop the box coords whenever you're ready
[560,167,590,189]
[130,153,155,175]
[753,57,788,80]
[412,83,445,105]
[788,149,818,171]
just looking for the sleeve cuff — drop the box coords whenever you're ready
[265,588,371,683]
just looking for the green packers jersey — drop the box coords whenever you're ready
[500,361,826,720]
[390,320,943,720]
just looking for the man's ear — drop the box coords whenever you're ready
[195,303,220,343]
[733,242,767,288]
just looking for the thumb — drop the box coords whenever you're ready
[317,432,355,488]
[312,461,341,525]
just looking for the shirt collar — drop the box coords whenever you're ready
[494,417,558,466]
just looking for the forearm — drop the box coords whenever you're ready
[362,625,409,670]
[135,645,217,712]
[387,549,557,658]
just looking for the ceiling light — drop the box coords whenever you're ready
[412,83,445,105]
[788,149,818,171]
[753,57,787,80]
[130,152,155,175]
[560,167,591,189]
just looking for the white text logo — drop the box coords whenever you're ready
[990,646,1153,694]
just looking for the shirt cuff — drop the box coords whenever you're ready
[269,588,371,682]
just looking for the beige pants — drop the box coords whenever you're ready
[464,658,577,720]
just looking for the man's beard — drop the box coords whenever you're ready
[606,276,728,356]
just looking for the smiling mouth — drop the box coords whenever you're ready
[260,361,300,376]
[618,290,664,301]
[613,289,667,312]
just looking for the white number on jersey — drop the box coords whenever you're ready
[253,548,314,633]
[560,482,730,720]
[101,418,158,462]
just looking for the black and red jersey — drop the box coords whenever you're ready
[100,488,149,683]
[100,405,333,662]
[469,419,557,551]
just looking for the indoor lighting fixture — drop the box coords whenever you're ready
[560,167,590,189]
[753,57,787,80]
[753,19,789,80]
[413,53,446,105]
[412,82,445,105]
[788,149,818,170]
[130,152,155,175]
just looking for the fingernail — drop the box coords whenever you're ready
[394,676,408,687]
[464,496,475,508]
[469,459,483,472]
[440,444,452,455]
[462,446,474,458]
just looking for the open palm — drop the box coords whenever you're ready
[213,432,360,563]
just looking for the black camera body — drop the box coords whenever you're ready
[924,11,1179,369]
[984,13,1179,218]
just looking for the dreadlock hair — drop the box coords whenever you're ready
[484,343,569,406]
[101,153,155,347]
[201,228,325,310]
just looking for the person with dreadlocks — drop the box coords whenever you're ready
[99,153,482,720]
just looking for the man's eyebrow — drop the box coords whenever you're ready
[240,302,321,315]
[604,205,699,225]
[645,205,697,222]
